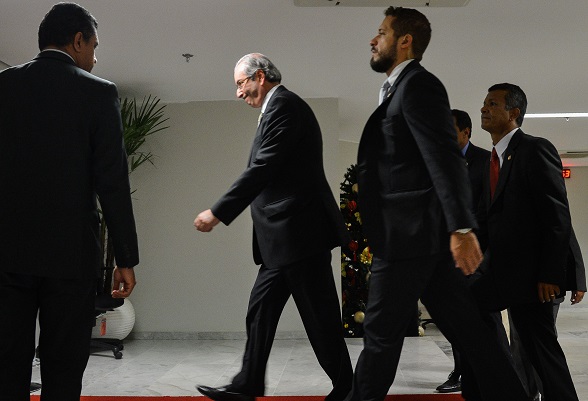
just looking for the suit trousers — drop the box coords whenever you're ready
[509,302,578,401]
[345,254,529,401]
[0,272,96,401]
[471,274,578,401]
[230,250,352,400]
[508,298,564,398]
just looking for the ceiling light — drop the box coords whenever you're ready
[294,0,470,6]
[526,113,588,119]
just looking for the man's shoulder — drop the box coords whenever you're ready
[15,53,116,91]
[467,143,491,158]
[403,61,437,81]
[268,85,309,110]
[514,129,557,153]
[68,65,116,90]
[272,85,298,100]
[400,62,447,97]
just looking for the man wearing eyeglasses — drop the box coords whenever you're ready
[194,53,352,401]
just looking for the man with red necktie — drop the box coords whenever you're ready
[470,82,578,401]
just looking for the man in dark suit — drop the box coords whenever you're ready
[436,109,491,393]
[471,83,579,401]
[346,7,529,401]
[0,3,139,401]
[194,53,352,401]
[456,109,491,212]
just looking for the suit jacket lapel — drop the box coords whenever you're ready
[359,61,422,167]
[491,129,522,206]
[248,85,287,166]
[375,60,421,110]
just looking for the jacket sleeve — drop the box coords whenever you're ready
[528,138,571,284]
[212,94,304,225]
[402,71,476,232]
[92,82,139,267]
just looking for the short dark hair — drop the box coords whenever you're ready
[488,83,527,126]
[451,109,472,138]
[38,2,98,51]
[384,7,431,61]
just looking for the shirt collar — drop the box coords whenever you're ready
[493,128,518,167]
[261,84,282,113]
[42,49,76,64]
[461,141,470,157]
[379,59,413,104]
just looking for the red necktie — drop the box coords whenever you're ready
[490,147,500,199]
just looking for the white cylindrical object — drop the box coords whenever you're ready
[91,298,135,340]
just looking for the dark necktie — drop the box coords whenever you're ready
[490,147,500,199]
[382,81,393,100]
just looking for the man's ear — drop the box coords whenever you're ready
[400,34,413,47]
[72,32,84,52]
[257,69,266,85]
[510,107,521,123]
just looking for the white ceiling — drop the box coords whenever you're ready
[2,0,588,154]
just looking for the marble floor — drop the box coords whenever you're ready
[30,305,588,399]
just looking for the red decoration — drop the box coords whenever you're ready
[348,200,357,212]
[348,240,359,261]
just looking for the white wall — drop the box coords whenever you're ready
[128,97,342,337]
[126,96,588,337]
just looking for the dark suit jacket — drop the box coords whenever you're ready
[464,142,490,212]
[0,50,139,279]
[476,129,571,306]
[564,227,587,293]
[357,60,476,261]
[212,86,348,268]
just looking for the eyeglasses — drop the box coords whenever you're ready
[237,71,257,90]
[236,75,254,90]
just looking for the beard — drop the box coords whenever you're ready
[370,43,397,73]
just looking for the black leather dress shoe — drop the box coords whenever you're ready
[436,371,461,393]
[196,385,255,401]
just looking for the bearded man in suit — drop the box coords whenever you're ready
[194,53,352,401]
[345,7,531,401]
[0,3,139,400]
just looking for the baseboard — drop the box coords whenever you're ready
[128,330,310,340]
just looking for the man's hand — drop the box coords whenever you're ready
[450,231,483,275]
[537,282,561,303]
[112,267,136,298]
[194,209,220,232]
[571,290,585,305]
